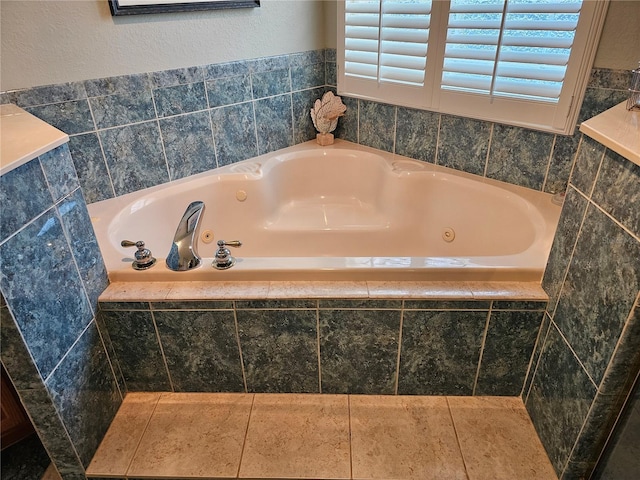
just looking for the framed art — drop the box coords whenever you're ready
[109,0,260,16]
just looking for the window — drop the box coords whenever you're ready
[337,0,609,134]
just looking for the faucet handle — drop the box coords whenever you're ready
[121,240,156,270]
[213,240,242,270]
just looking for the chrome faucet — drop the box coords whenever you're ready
[166,201,205,271]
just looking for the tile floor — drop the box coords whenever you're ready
[87,393,557,480]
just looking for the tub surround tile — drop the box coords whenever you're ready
[99,282,173,302]
[0,158,52,243]
[487,124,554,190]
[101,310,171,391]
[319,309,401,394]
[467,282,549,301]
[150,300,234,310]
[159,111,217,180]
[99,122,168,196]
[588,68,631,90]
[326,61,337,87]
[553,205,640,386]
[44,322,122,467]
[26,100,94,136]
[526,325,596,475]
[165,281,271,300]
[523,313,552,402]
[541,188,588,313]
[89,91,156,130]
[475,310,543,396]
[290,50,326,67]
[18,387,86,478]
[0,305,46,391]
[204,60,251,80]
[395,107,439,163]
[404,300,491,310]
[95,311,127,397]
[333,95,358,143]
[149,66,203,89]
[254,94,294,155]
[318,298,401,309]
[154,310,244,392]
[577,87,628,125]
[39,144,79,202]
[67,133,115,204]
[206,74,252,107]
[249,55,289,74]
[448,396,557,480]
[211,102,258,166]
[398,310,487,395]
[87,392,161,477]
[84,74,151,98]
[239,394,350,479]
[591,148,640,237]
[236,299,317,309]
[571,135,606,196]
[58,189,108,312]
[350,395,466,480]
[437,115,490,175]
[492,300,547,310]
[544,131,581,194]
[291,62,325,92]
[358,100,396,152]
[367,281,475,299]
[251,68,291,99]
[153,82,207,118]
[0,210,93,380]
[268,281,369,298]
[127,393,253,478]
[237,309,319,393]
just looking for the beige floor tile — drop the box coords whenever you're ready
[448,396,557,480]
[350,395,468,480]
[86,392,161,477]
[127,392,253,478]
[239,393,351,479]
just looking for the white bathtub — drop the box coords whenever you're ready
[88,140,561,282]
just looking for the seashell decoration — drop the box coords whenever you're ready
[310,92,346,145]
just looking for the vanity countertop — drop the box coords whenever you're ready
[580,101,640,166]
[0,104,68,176]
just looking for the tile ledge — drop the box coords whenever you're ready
[99,280,547,302]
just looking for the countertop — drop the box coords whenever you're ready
[580,101,640,166]
[0,104,69,176]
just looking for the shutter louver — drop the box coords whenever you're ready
[344,0,432,87]
[442,0,583,103]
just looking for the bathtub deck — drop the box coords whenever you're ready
[87,393,557,480]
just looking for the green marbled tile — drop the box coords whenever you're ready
[475,310,543,396]
[319,309,401,394]
[237,309,319,393]
[154,310,244,392]
[395,107,438,163]
[398,310,487,395]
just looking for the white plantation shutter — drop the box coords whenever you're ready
[337,0,609,134]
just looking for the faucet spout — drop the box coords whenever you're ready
[166,201,205,271]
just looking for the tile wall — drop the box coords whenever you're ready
[0,49,635,480]
[1,51,630,205]
[0,144,121,478]
[99,298,547,397]
[524,136,640,479]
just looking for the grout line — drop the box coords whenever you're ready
[392,105,398,154]
[434,113,442,165]
[552,320,599,391]
[524,313,554,405]
[520,312,548,400]
[586,142,607,199]
[483,123,493,178]
[316,300,322,394]
[540,134,556,193]
[44,317,94,385]
[472,305,492,396]
[150,310,175,392]
[236,393,256,478]
[149,88,172,182]
[85,92,117,199]
[233,302,249,393]
[446,396,471,480]
[124,393,162,477]
[394,303,404,395]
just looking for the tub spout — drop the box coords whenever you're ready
[166,201,205,271]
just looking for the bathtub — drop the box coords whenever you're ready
[87,140,561,282]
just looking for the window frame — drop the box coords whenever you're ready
[336,0,610,135]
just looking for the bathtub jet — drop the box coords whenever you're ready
[88,140,562,282]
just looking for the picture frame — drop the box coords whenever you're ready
[109,0,260,16]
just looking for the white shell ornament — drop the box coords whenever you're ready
[310,92,347,145]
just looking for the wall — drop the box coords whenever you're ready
[0,0,326,90]
[0,144,122,478]
[524,131,640,479]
